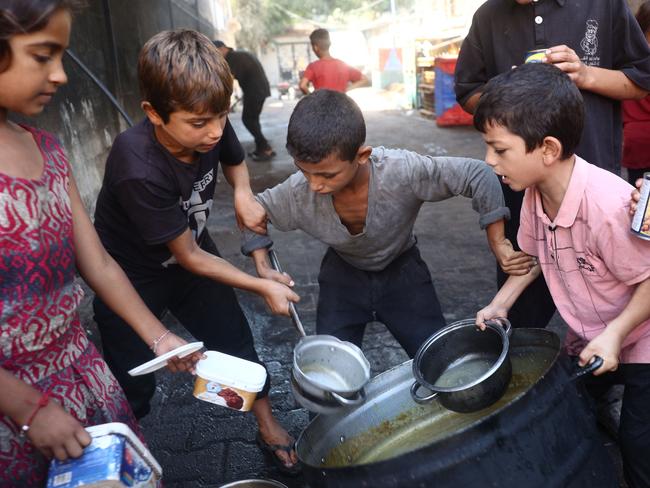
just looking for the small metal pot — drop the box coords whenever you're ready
[219,480,288,488]
[269,250,370,413]
[293,335,369,409]
[410,318,512,413]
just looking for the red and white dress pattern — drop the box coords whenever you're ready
[0,127,138,486]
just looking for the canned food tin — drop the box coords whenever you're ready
[631,172,650,241]
[525,48,547,64]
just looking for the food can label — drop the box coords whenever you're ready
[631,173,650,240]
[525,49,547,64]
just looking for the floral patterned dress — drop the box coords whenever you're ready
[0,126,138,486]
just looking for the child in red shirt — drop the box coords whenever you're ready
[299,29,369,94]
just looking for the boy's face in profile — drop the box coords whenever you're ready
[145,105,229,157]
[295,150,368,195]
[482,122,543,192]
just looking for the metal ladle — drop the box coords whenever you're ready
[268,250,370,413]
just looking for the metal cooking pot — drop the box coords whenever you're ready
[219,480,288,488]
[296,328,614,488]
[268,250,370,413]
[410,318,512,412]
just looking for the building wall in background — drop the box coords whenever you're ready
[16,0,233,213]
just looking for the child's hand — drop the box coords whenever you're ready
[475,303,509,331]
[234,190,267,234]
[578,329,623,376]
[491,237,537,275]
[259,280,300,316]
[155,332,205,374]
[258,267,295,287]
[630,179,649,231]
[27,400,92,460]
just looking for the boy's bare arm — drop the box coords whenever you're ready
[579,278,650,375]
[221,161,267,233]
[167,229,298,315]
[299,77,311,95]
[476,265,541,327]
[347,74,370,91]
[546,45,649,100]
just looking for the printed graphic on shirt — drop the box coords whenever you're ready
[162,168,214,267]
[580,20,600,66]
[576,257,596,273]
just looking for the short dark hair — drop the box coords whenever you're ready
[473,63,584,159]
[636,0,650,35]
[286,89,365,163]
[0,0,83,72]
[309,28,331,50]
[138,29,233,123]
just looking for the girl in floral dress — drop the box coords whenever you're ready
[0,1,201,485]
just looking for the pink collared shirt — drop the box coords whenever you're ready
[518,156,650,363]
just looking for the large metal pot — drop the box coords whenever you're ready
[411,318,512,412]
[269,250,370,413]
[296,328,616,488]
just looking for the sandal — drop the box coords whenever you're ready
[250,150,276,162]
[255,431,301,476]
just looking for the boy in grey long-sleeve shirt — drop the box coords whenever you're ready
[244,90,531,357]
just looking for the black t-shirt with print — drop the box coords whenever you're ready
[455,0,650,174]
[94,117,245,283]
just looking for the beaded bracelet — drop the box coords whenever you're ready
[150,330,171,354]
[19,392,50,438]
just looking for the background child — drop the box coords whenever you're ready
[474,63,650,488]
[92,29,300,473]
[243,89,531,359]
[299,29,369,95]
[623,1,650,185]
[0,1,198,484]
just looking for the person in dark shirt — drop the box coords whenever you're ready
[214,40,275,161]
[454,0,650,330]
[94,30,300,474]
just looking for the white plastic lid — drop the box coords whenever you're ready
[196,351,267,392]
[85,422,162,478]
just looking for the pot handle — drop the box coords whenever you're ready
[329,388,366,406]
[410,381,439,404]
[485,317,512,337]
[569,355,604,381]
[268,249,306,338]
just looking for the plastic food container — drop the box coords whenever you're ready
[193,351,267,412]
[46,422,162,488]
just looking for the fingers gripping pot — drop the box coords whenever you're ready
[410,318,512,413]
[268,250,370,414]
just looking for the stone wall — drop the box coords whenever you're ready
[21,0,230,213]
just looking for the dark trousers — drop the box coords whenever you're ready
[500,184,556,328]
[242,94,270,153]
[626,167,649,186]
[316,245,446,358]
[582,363,650,488]
[94,266,269,419]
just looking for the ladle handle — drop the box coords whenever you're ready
[268,250,306,337]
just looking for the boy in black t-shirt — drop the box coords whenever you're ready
[93,29,300,473]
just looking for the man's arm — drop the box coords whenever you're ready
[485,219,536,276]
[166,228,298,315]
[461,91,483,114]
[546,45,649,100]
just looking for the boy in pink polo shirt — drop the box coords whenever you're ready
[474,63,650,488]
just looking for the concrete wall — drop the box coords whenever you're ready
[20,0,232,213]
